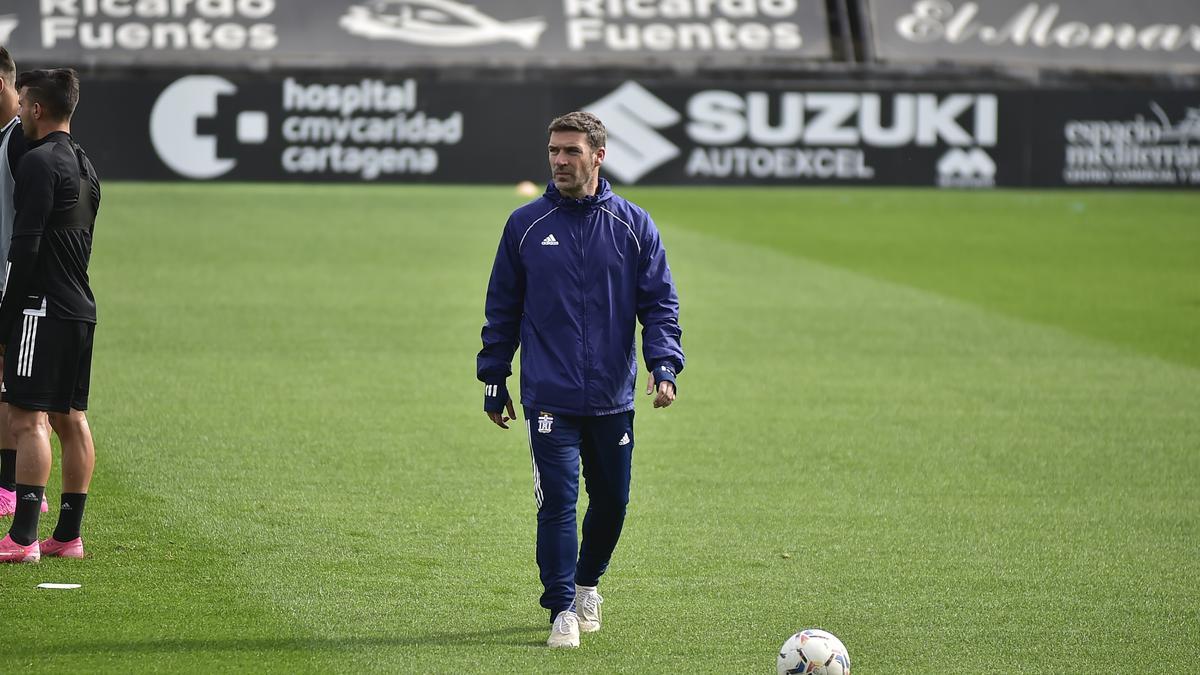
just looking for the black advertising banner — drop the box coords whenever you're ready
[866,0,1200,73]
[73,72,552,182]
[66,70,1197,188]
[0,0,832,68]
[1028,92,1200,188]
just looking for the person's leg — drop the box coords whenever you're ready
[0,316,54,557]
[6,407,51,546]
[1,400,49,517]
[46,409,92,547]
[576,411,634,588]
[2,317,89,561]
[524,407,583,623]
[50,409,94,495]
[41,323,95,556]
[0,405,49,561]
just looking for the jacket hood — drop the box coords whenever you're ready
[543,178,615,209]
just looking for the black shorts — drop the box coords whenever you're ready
[2,314,94,413]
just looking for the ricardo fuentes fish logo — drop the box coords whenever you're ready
[340,0,547,48]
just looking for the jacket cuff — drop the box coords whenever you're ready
[652,363,677,389]
[483,381,510,413]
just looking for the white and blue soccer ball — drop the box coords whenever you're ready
[777,628,851,675]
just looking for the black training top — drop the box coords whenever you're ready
[5,119,26,170]
[0,130,101,337]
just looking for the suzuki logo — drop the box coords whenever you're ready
[687,92,997,148]
[586,81,680,184]
[937,147,995,188]
[150,76,268,179]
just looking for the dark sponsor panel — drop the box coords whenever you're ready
[68,71,1197,188]
[74,71,550,183]
[71,71,1021,187]
[1028,93,1200,188]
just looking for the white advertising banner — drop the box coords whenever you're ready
[866,0,1200,73]
[0,0,832,67]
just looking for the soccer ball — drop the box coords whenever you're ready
[777,628,851,675]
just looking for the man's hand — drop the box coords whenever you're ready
[646,372,676,408]
[487,398,517,429]
[484,381,516,429]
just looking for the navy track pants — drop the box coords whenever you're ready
[524,406,634,620]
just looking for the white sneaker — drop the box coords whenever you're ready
[547,610,580,648]
[573,585,603,633]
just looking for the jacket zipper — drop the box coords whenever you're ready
[579,209,590,412]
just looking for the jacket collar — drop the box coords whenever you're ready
[543,178,614,209]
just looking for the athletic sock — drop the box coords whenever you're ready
[52,493,88,542]
[9,484,45,546]
[0,449,16,491]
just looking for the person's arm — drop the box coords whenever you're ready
[636,215,684,409]
[476,218,525,428]
[0,152,54,347]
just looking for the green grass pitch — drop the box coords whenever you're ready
[3,184,1197,672]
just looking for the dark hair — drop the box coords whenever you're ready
[0,48,14,88]
[16,68,79,121]
[548,111,606,150]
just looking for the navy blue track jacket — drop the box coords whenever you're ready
[477,179,684,417]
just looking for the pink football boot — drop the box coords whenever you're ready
[0,533,40,563]
[40,536,85,559]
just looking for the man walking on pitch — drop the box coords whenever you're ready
[0,47,49,520]
[478,111,684,648]
[0,68,100,563]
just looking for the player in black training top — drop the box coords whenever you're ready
[0,68,100,563]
